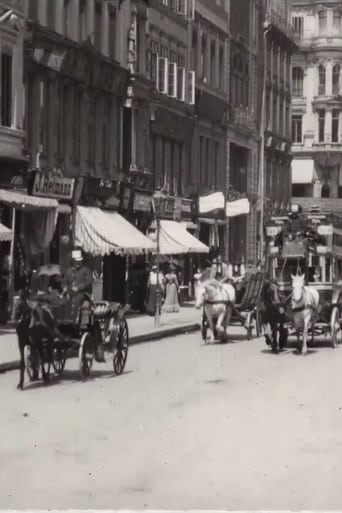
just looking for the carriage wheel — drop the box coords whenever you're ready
[331,307,341,348]
[52,348,66,375]
[24,345,39,381]
[78,332,94,380]
[40,344,52,382]
[113,319,129,375]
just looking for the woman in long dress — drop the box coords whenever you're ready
[145,265,164,315]
[162,265,179,313]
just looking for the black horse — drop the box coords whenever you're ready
[259,279,289,353]
[14,289,62,390]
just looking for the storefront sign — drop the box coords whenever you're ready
[181,199,193,219]
[79,177,121,210]
[133,193,152,212]
[31,172,75,200]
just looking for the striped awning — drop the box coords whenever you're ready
[0,222,12,241]
[0,189,58,210]
[157,220,209,255]
[75,206,154,256]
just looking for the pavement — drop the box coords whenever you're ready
[0,304,202,373]
[2,330,342,509]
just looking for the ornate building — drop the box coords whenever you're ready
[263,0,297,222]
[291,0,342,214]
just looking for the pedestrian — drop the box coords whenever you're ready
[162,263,180,313]
[145,265,164,316]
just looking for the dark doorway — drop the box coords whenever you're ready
[103,254,126,303]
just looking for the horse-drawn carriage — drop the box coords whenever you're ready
[264,207,342,353]
[16,265,129,389]
[196,269,265,343]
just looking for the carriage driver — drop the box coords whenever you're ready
[63,249,93,315]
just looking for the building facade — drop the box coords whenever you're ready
[291,0,342,214]
[263,0,297,226]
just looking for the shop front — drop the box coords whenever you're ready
[198,191,227,263]
[29,170,75,273]
[74,177,154,305]
[149,194,208,301]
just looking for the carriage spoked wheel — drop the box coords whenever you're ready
[78,332,94,379]
[113,319,129,375]
[330,307,342,348]
[52,348,66,375]
[24,345,39,381]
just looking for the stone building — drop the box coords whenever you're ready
[263,0,297,221]
[291,0,342,214]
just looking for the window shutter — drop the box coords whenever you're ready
[168,62,177,98]
[157,57,168,94]
[177,0,187,16]
[188,70,195,104]
[177,67,185,101]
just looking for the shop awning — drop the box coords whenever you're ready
[0,222,12,241]
[75,206,154,256]
[158,220,209,255]
[226,198,250,217]
[0,189,58,210]
[291,159,314,184]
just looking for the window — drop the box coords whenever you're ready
[94,1,102,51]
[332,109,339,142]
[108,5,116,60]
[292,16,304,38]
[333,11,341,34]
[177,66,185,101]
[318,64,326,95]
[333,64,340,95]
[79,0,87,41]
[73,88,82,162]
[200,34,206,79]
[188,70,195,105]
[1,52,12,127]
[150,40,159,83]
[210,40,216,86]
[318,11,327,34]
[291,115,302,143]
[214,141,219,187]
[168,62,177,98]
[292,66,304,96]
[157,57,168,94]
[318,109,325,142]
[219,45,224,91]
[322,183,330,198]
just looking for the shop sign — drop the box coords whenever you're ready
[133,193,152,212]
[83,177,119,199]
[158,196,176,219]
[31,172,75,200]
[199,192,225,215]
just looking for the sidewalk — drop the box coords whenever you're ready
[0,305,201,373]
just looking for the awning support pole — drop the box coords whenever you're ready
[155,217,161,328]
[9,207,16,317]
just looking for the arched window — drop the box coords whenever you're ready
[292,66,304,96]
[333,64,341,95]
[318,64,326,95]
[321,183,330,198]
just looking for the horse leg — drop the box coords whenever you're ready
[271,323,278,353]
[224,305,233,342]
[302,317,309,355]
[17,332,25,390]
[205,308,215,342]
[216,310,225,340]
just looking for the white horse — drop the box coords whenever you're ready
[291,273,319,355]
[195,279,236,342]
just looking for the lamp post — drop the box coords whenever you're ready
[152,189,164,327]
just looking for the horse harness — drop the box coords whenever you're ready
[203,282,233,306]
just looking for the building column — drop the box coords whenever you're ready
[339,111,342,143]
[71,0,80,41]
[325,109,332,142]
[197,24,202,78]
[215,34,219,89]
[206,31,211,83]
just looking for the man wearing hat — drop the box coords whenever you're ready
[63,249,93,319]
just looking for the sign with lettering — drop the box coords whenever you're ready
[31,172,75,201]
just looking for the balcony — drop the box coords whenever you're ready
[265,9,299,48]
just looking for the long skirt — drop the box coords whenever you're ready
[162,282,179,313]
[145,284,161,316]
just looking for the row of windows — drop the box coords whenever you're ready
[159,0,195,19]
[292,64,341,97]
[191,29,225,91]
[292,10,342,37]
[292,110,341,144]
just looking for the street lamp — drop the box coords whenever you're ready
[152,189,164,327]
